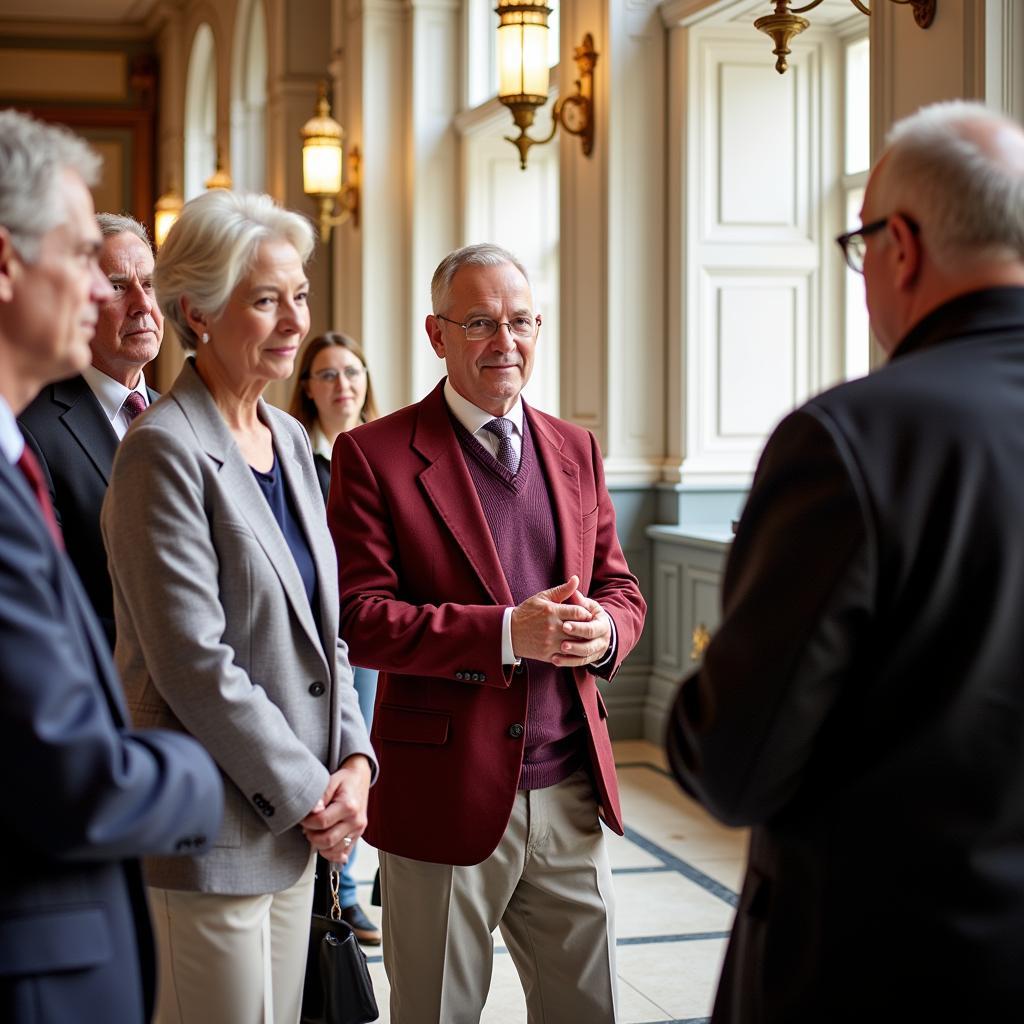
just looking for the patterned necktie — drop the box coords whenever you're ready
[482,417,518,474]
[16,446,64,549]
[122,391,147,425]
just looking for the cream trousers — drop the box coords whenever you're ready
[149,850,316,1024]
[380,769,618,1024]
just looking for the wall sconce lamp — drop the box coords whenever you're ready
[495,1,597,171]
[204,147,233,191]
[301,81,361,243]
[756,0,935,74]
[153,187,183,248]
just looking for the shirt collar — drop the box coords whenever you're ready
[310,423,335,462]
[443,378,524,437]
[0,394,24,464]
[81,363,147,424]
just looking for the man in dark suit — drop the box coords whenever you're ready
[667,101,1024,1022]
[328,243,646,1023]
[20,211,162,646]
[0,109,222,1023]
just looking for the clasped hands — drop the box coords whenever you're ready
[510,574,611,668]
[300,754,372,863]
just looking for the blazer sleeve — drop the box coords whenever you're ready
[0,482,224,862]
[102,424,330,834]
[666,407,872,827]
[329,428,509,686]
[581,428,647,679]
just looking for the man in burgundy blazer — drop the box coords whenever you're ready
[329,243,646,1023]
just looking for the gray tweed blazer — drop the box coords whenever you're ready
[101,358,375,895]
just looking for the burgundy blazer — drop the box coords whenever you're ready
[328,380,646,866]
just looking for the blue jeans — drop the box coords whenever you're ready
[339,666,378,908]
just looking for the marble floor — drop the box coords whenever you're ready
[347,740,749,1023]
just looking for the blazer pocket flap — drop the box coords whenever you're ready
[377,705,450,745]
[0,907,112,976]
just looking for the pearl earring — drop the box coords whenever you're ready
[201,332,210,345]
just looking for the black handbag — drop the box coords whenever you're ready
[301,865,379,1024]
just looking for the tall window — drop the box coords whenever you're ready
[458,0,560,413]
[842,34,871,379]
[231,0,267,193]
[184,24,217,200]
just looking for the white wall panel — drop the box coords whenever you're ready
[719,62,796,226]
[717,284,796,437]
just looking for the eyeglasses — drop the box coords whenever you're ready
[836,215,920,274]
[436,313,541,342]
[308,366,365,384]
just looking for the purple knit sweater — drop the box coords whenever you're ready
[453,413,585,790]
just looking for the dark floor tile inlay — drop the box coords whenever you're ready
[622,826,739,909]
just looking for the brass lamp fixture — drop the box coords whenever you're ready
[755,0,936,74]
[204,147,233,191]
[153,186,183,248]
[300,80,361,243]
[496,0,597,170]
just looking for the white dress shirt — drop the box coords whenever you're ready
[81,364,150,440]
[0,394,24,464]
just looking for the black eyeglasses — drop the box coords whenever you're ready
[436,313,541,342]
[836,215,920,274]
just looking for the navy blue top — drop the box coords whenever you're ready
[251,453,319,621]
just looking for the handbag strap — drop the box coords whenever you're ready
[329,864,342,922]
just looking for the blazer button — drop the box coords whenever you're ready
[514,663,525,676]
[309,681,326,696]
[455,671,465,681]
[508,723,524,739]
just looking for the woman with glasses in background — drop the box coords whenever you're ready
[289,332,382,945]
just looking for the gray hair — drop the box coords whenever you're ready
[155,190,315,352]
[0,108,101,263]
[96,212,151,249]
[430,243,531,313]
[878,101,1024,271]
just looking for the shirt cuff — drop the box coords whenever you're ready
[590,611,617,670]
[502,606,519,666]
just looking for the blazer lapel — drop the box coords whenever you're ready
[527,406,583,585]
[0,455,129,724]
[413,382,515,607]
[170,361,326,664]
[54,377,118,485]
[271,417,336,677]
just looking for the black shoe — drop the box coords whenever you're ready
[341,902,382,945]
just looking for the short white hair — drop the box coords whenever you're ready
[878,101,1024,271]
[0,109,101,263]
[155,190,315,352]
[96,212,151,249]
[430,243,531,314]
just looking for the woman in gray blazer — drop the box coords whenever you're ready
[101,190,376,1024]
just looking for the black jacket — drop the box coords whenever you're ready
[19,374,158,648]
[669,288,1024,1022]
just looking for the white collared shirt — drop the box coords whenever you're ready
[443,378,523,472]
[0,394,24,464]
[310,423,335,463]
[81,363,149,440]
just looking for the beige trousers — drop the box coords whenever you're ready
[149,851,316,1024]
[380,769,617,1024]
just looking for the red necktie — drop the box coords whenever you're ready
[16,446,64,549]
[122,391,147,425]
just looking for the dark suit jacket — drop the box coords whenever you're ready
[314,451,331,501]
[19,374,158,647]
[329,380,646,866]
[0,447,222,1023]
[667,288,1024,1022]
